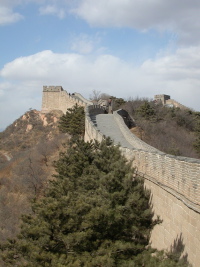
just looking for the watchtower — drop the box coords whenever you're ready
[41,86,64,113]
[154,94,171,105]
[41,86,92,114]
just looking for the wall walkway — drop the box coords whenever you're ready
[85,105,200,266]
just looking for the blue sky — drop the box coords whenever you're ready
[1,0,200,130]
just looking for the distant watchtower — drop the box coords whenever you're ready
[154,94,171,105]
[154,94,188,109]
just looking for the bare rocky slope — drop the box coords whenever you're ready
[0,109,69,242]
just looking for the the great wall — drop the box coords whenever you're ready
[42,86,200,266]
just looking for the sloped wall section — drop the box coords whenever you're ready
[85,105,200,267]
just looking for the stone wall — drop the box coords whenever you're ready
[41,86,200,265]
[85,105,200,266]
[154,94,189,109]
[84,105,105,143]
[145,178,200,266]
[165,99,189,109]
[41,86,92,113]
[113,110,159,152]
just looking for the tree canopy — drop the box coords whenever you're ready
[0,138,190,266]
[58,104,85,137]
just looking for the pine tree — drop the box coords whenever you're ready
[0,139,190,266]
[58,104,85,137]
[137,101,155,120]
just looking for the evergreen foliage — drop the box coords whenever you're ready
[0,139,189,266]
[58,104,85,137]
[111,97,126,111]
[136,101,155,120]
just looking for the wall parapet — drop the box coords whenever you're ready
[120,147,200,213]
[43,85,63,92]
[72,93,93,106]
[84,105,200,266]
[113,110,159,152]
[114,108,200,212]
[84,105,106,143]
[85,106,200,213]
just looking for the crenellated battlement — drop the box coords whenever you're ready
[43,86,64,92]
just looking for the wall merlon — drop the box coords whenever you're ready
[43,85,64,92]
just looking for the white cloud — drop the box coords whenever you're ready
[73,0,200,45]
[141,46,200,81]
[2,0,200,46]
[39,5,66,19]
[0,6,23,25]
[0,0,71,25]
[1,46,200,129]
[70,33,102,54]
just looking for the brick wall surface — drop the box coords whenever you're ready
[85,105,200,266]
[41,86,92,113]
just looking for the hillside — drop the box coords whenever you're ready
[0,109,70,242]
[122,99,200,159]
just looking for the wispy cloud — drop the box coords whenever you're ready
[73,0,200,45]
[0,6,23,25]
[39,5,66,19]
[70,33,102,54]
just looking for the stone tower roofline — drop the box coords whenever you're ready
[43,86,64,92]
[154,94,171,105]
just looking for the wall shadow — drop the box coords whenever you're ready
[168,233,191,266]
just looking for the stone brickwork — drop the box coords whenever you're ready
[85,104,200,267]
[144,179,200,266]
[41,86,92,114]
